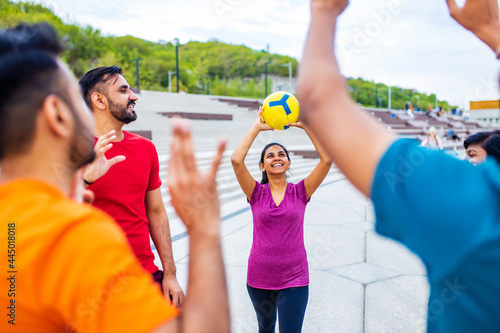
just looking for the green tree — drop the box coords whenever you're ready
[0,0,457,107]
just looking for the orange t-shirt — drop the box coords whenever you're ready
[0,179,178,333]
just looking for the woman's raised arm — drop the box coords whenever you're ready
[231,107,273,200]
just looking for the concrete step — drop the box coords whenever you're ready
[158,153,332,184]
[158,170,345,241]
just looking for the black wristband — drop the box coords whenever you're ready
[83,179,94,186]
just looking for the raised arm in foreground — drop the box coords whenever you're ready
[297,0,395,196]
[155,119,230,333]
[446,0,500,54]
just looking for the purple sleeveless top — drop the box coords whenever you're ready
[247,180,309,289]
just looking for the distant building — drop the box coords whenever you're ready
[469,100,500,124]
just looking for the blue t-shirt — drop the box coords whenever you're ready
[372,139,500,333]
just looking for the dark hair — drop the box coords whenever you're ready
[464,130,500,165]
[463,131,492,150]
[0,23,68,159]
[259,142,291,185]
[0,23,64,57]
[483,131,500,165]
[79,66,123,110]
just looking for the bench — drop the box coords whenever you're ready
[157,112,233,120]
[129,130,152,140]
[290,150,320,159]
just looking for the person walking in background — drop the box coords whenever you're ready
[420,126,443,150]
[407,104,416,119]
[446,125,460,141]
[296,0,500,331]
[0,23,230,333]
[231,108,332,333]
[79,67,184,306]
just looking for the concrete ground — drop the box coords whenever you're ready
[169,179,429,333]
[129,91,430,333]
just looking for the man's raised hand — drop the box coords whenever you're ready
[83,130,126,185]
[446,0,500,52]
[168,119,226,236]
[311,0,348,16]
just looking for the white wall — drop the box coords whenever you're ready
[469,108,500,124]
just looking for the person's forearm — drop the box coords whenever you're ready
[299,8,344,110]
[181,227,230,333]
[303,126,332,164]
[166,119,229,332]
[231,125,260,164]
[300,7,339,167]
[149,213,176,275]
[303,7,338,72]
[475,21,500,53]
[299,6,394,196]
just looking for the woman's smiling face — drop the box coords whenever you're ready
[261,145,291,175]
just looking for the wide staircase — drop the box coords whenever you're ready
[124,91,441,331]
[128,91,491,243]
[364,107,496,151]
[127,91,344,241]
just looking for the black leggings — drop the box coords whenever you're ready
[247,284,309,333]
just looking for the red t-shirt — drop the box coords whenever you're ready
[89,131,162,274]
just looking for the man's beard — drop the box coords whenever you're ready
[68,112,96,170]
[109,99,137,124]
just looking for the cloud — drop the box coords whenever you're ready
[336,0,500,105]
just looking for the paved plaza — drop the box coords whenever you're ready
[170,179,429,333]
[131,91,429,333]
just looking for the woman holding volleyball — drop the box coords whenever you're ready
[231,107,332,333]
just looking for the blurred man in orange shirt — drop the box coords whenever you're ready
[0,23,229,333]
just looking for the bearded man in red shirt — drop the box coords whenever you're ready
[79,66,184,307]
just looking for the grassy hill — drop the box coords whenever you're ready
[0,0,456,108]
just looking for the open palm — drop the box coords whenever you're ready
[83,130,126,184]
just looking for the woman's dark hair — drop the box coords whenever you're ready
[464,130,500,165]
[259,142,290,185]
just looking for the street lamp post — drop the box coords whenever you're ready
[375,83,379,108]
[280,62,292,92]
[173,38,181,93]
[265,61,272,97]
[131,58,143,90]
[206,75,213,95]
[168,70,176,93]
[388,85,392,110]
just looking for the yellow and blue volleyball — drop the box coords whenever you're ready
[262,91,300,130]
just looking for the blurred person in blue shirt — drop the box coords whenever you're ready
[298,0,500,332]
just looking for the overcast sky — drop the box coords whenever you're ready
[16,0,500,108]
